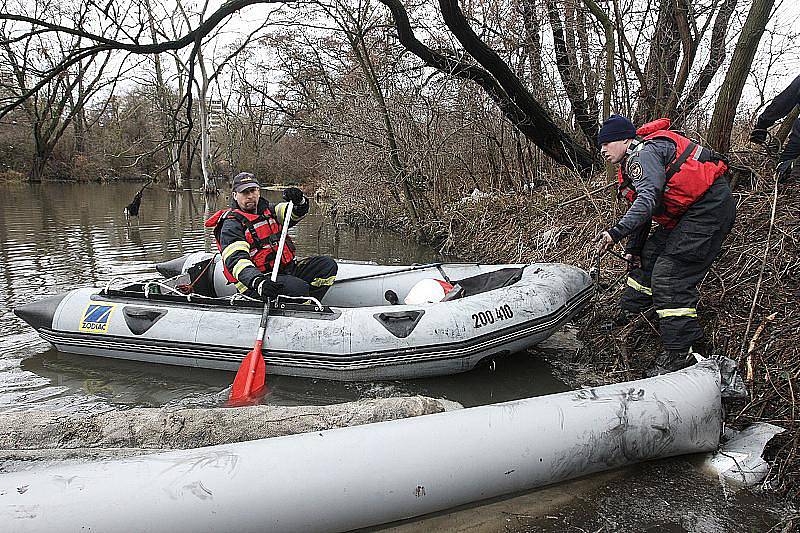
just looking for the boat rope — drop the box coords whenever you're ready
[176,253,218,295]
[102,277,127,294]
[276,294,324,311]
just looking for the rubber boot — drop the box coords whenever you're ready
[646,348,695,377]
[688,338,707,358]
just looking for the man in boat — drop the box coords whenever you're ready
[750,73,800,182]
[205,172,337,302]
[593,114,735,375]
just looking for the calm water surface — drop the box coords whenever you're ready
[0,181,565,413]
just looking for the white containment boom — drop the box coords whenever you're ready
[0,360,723,532]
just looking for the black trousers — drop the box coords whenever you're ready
[276,256,338,300]
[620,179,736,350]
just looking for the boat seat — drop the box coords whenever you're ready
[441,283,464,302]
[453,267,525,298]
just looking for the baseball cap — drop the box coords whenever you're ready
[231,172,261,193]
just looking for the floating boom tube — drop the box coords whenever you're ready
[0,360,722,532]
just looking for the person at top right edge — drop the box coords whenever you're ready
[750,73,800,182]
[592,115,736,375]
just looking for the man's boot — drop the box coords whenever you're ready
[646,348,696,377]
[688,338,707,357]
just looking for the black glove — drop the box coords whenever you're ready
[283,187,305,204]
[252,275,283,300]
[749,128,768,144]
[777,159,794,181]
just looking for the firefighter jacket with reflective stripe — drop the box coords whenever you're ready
[617,119,728,229]
[204,201,296,285]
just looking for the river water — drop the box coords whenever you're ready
[0,181,787,531]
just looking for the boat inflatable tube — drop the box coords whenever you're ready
[0,360,723,532]
[15,260,593,380]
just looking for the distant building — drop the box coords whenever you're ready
[208,99,225,131]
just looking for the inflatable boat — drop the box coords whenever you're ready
[14,255,593,380]
[0,360,724,532]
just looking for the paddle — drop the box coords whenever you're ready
[228,200,294,406]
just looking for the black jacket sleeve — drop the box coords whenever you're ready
[625,220,651,256]
[272,197,310,227]
[755,75,800,131]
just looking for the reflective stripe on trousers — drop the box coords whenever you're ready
[656,307,697,319]
[626,276,652,295]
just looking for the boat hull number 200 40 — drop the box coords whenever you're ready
[472,304,514,328]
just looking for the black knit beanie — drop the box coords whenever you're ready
[597,114,637,146]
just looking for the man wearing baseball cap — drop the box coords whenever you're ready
[205,172,337,301]
[594,114,735,375]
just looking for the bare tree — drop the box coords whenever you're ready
[143,0,183,188]
[707,0,776,152]
[0,0,787,182]
[0,1,125,180]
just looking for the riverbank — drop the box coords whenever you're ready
[0,395,459,472]
[327,163,799,507]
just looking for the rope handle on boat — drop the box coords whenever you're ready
[229,293,260,305]
[275,295,324,311]
[103,277,127,294]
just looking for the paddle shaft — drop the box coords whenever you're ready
[332,262,443,285]
[270,200,294,282]
[242,302,270,395]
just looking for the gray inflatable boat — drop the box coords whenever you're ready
[14,255,592,380]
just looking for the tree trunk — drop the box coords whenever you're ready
[582,0,614,121]
[776,105,800,144]
[673,0,738,127]
[663,0,698,117]
[144,0,184,189]
[634,0,681,123]
[520,0,543,93]
[195,47,216,194]
[707,0,775,153]
[30,149,49,182]
[545,0,598,146]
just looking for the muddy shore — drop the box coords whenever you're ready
[326,166,799,509]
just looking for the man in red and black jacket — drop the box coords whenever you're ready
[205,172,337,302]
[593,115,735,375]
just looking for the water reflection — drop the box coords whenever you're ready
[0,181,564,413]
[17,348,566,410]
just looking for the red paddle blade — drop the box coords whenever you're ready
[228,349,267,407]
